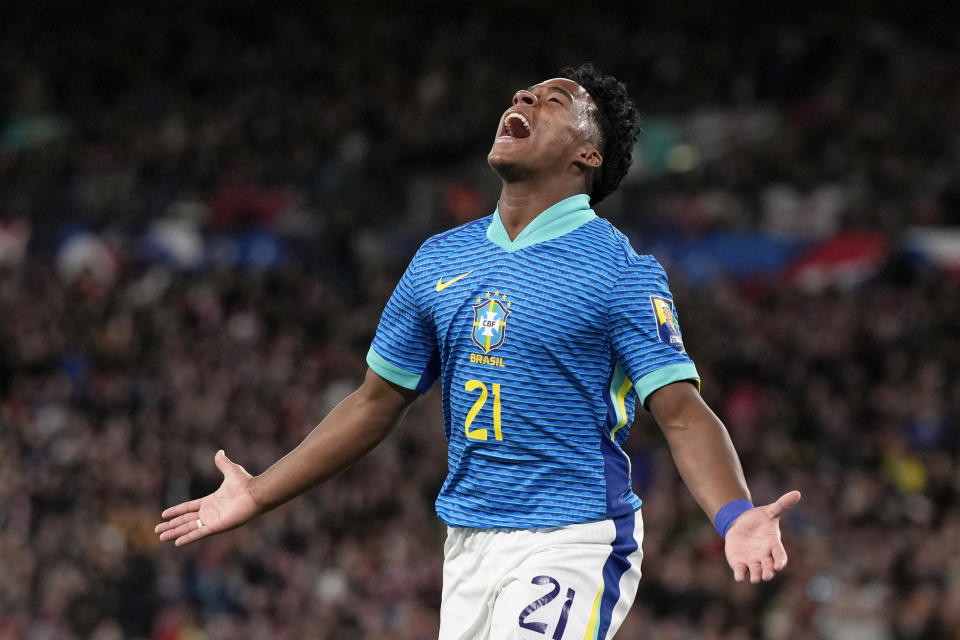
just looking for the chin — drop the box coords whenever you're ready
[487,151,527,182]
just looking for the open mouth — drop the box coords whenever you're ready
[500,112,531,139]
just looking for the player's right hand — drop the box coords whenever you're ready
[155,450,262,546]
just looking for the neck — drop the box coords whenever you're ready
[497,179,587,241]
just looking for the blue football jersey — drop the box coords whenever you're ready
[368,194,699,529]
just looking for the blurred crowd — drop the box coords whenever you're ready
[2,3,960,639]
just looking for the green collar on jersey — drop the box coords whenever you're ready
[487,193,596,252]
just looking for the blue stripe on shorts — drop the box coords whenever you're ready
[594,510,639,639]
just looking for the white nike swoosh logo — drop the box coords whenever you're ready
[435,271,474,292]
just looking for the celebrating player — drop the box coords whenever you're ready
[156,64,800,639]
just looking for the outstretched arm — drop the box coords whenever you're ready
[155,368,418,546]
[647,381,800,583]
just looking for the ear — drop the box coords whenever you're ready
[573,146,603,171]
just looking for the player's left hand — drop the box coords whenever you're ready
[724,490,801,583]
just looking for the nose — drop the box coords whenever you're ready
[512,89,537,106]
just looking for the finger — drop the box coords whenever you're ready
[733,562,747,583]
[214,449,234,475]
[161,498,202,520]
[159,512,208,542]
[157,511,200,534]
[749,561,762,584]
[175,523,212,547]
[154,520,177,534]
[158,520,195,542]
[761,556,775,581]
[772,543,788,571]
[766,490,802,518]
[155,513,191,534]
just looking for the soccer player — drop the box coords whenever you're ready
[156,64,800,638]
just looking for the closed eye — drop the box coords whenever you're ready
[549,97,563,104]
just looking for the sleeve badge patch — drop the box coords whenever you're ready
[649,296,685,352]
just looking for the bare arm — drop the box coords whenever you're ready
[647,380,800,583]
[155,368,417,545]
[647,381,750,518]
[251,367,418,510]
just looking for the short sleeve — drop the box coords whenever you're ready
[367,247,440,394]
[607,255,700,406]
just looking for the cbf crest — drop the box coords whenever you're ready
[472,292,512,353]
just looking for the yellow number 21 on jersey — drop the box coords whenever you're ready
[464,379,503,441]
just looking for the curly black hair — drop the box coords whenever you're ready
[561,64,641,205]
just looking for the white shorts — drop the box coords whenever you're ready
[438,510,643,640]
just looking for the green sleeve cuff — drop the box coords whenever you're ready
[366,347,422,390]
[634,362,701,406]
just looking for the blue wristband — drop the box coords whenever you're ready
[714,499,754,538]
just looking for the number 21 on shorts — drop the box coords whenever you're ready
[519,575,576,639]
[464,379,502,440]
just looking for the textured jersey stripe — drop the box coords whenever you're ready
[370,204,699,528]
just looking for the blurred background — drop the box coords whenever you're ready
[2,1,959,638]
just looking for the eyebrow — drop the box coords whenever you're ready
[528,85,575,102]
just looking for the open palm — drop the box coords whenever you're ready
[724,490,801,583]
[155,450,262,546]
